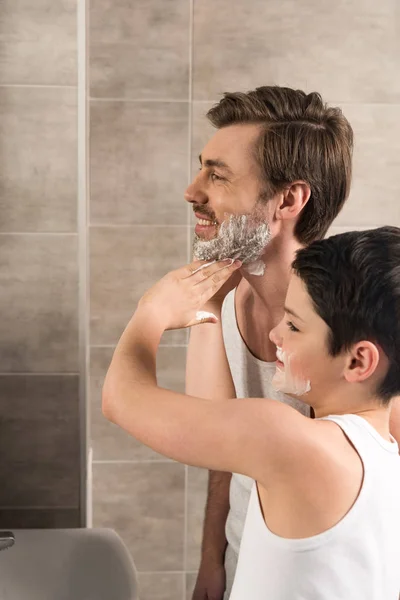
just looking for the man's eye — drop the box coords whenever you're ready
[210,172,223,182]
[287,321,299,332]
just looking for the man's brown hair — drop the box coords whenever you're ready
[207,86,353,245]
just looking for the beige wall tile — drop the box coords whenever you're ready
[138,573,184,600]
[334,104,400,227]
[90,226,187,345]
[193,0,400,102]
[93,462,185,571]
[0,234,78,372]
[90,0,189,99]
[0,0,76,85]
[90,346,186,460]
[0,375,80,507]
[90,101,189,226]
[186,467,208,571]
[0,88,77,233]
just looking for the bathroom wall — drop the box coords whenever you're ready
[89,1,400,600]
[0,2,81,527]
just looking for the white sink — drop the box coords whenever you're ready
[0,529,138,600]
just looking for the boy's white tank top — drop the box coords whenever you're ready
[229,413,400,600]
[221,290,310,597]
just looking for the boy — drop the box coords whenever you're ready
[103,227,400,599]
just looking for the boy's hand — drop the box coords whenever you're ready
[137,258,241,331]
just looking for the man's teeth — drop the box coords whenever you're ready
[198,218,216,226]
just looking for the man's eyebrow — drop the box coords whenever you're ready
[198,154,233,174]
[284,305,304,322]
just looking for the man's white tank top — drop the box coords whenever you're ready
[229,413,400,599]
[221,290,310,597]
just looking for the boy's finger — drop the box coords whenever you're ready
[177,260,216,279]
[189,258,236,284]
[197,260,242,293]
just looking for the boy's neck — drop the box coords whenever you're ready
[314,400,392,442]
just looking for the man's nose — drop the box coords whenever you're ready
[184,176,208,205]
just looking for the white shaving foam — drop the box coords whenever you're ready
[272,346,311,396]
[243,260,265,276]
[192,260,217,274]
[193,213,270,276]
[195,310,218,322]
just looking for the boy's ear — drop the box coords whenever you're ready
[344,341,380,384]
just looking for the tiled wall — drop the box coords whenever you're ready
[89,1,400,600]
[0,2,81,527]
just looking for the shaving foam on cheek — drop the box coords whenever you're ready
[272,347,311,396]
[193,213,271,276]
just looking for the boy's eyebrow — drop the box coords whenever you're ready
[284,305,304,322]
[198,154,233,174]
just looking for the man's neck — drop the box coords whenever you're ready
[234,235,304,363]
[240,235,304,318]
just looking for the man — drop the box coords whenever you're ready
[102,228,400,599]
[184,86,400,599]
[185,85,355,599]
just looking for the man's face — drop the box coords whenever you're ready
[269,274,345,403]
[185,124,273,263]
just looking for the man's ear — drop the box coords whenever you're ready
[275,181,311,221]
[344,341,381,384]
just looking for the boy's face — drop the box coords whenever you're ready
[270,274,346,404]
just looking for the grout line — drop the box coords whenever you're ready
[77,0,89,528]
[0,372,79,376]
[0,506,78,510]
[0,84,77,89]
[138,570,197,576]
[0,232,77,236]
[90,97,189,103]
[88,96,400,107]
[184,1,195,589]
[93,459,173,465]
[90,344,187,349]
[89,223,190,228]
[191,99,220,104]
[90,344,116,349]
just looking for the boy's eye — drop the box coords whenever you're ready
[287,321,299,332]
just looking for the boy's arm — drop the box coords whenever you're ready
[102,307,315,484]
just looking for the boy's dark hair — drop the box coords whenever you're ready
[292,227,400,404]
[207,86,353,245]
